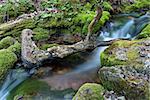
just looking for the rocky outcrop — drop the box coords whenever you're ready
[99,38,150,99]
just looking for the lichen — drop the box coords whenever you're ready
[73,83,104,100]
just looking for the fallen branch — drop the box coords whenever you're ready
[21,29,129,66]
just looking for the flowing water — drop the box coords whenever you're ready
[0,13,150,100]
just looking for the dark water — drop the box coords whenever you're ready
[0,13,149,100]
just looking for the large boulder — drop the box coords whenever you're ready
[99,66,150,100]
[73,83,105,100]
[99,38,150,99]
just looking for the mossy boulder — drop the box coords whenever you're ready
[7,41,21,56]
[136,24,150,39]
[99,38,150,99]
[100,40,140,67]
[73,83,105,100]
[0,49,17,83]
[7,79,51,100]
[99,66,150,100]
[0,36,16,49]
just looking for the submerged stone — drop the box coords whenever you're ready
[7,79,51,100]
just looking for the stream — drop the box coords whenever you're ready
[0,13,150,100]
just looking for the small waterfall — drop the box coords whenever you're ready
[65,13,150,75]
[66,16,135,74]
[0,69,29,100]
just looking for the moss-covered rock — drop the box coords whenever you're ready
[7,41,21,56]
[0,36,16,49]
[0,49,17,83]
[73,83,105,100]
[99,38,150,99]
[99,66,150,100]
[136,24,150,39]
[100,40,140,67]
[7,79,51,100]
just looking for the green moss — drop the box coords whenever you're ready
[93,11,110,34]
[33,27,50,41]
[124,0,150,12]
[40,43,59,50]
[100,51,126,67]
[1,19,36,39]
[0,0,35,21]
[127,49,139,61]
[73,83,104,100]
[74,11,110,34]
[102,2,113,11]
[0,36,15,49]
[0,49,17,83]
[7,79,50,100]
[100,40,141,67]
[136,24,150,39]
[7,41,21,55]
[37,18,73,28]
